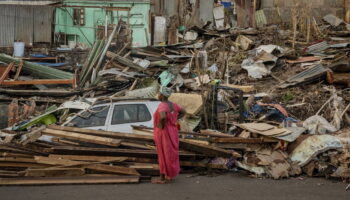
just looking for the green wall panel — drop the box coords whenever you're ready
[55,1,150,47]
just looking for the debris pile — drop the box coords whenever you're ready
[0,125,242,185]
[0,7,350,186]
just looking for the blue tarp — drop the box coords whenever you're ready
[34,62,67,67]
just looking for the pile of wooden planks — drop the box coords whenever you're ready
[0,125,247,185]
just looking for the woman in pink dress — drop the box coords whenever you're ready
[152,87,186,184]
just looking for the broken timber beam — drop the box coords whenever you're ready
[327,71,350,87]
[0,175,139,185]
[0,62,14,84]
[48,125,154,142]
[50,146,198,159]
[1,79,74,86]
[179,139,241,158]
[34,156,139,176]
[41,129,122,147]
[106,51,150,74]
[210,137,279,143]
[0,89,79,97]
[25,168,85,177]
[49,155,129,162]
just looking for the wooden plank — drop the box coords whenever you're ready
[0,157,37,163]
[0,143,48,156]
[49,155,128,162]
[0,175,139,185]
[0,152,34,158]
[48,125,154,142]
[120,142,153,150]
[132,125,234,138]
[35,156,139,176]
[128,163,159,170]
[179,139,241,158]
[210,137,279,143]
[0,173,20,177]
[212,143,248,149]
[327,71,350,86]
[51,146,198,159]
[34,156,88,166]
[0,89,79,97]
[25,168,85,177]
[200,130,235,138]
[86,164,140,176]
[1,79,74,86]
[0,162,50,168]
[42,129,121,147]
[0,62,14,84]
[52,138,81,146]
[106,51,149,73]
[13,61,23,80]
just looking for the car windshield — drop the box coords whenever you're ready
[69,106,110,128]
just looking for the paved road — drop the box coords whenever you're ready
[0,174,348,200]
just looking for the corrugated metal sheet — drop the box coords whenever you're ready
[0,5,53,47]
[0,1,59,6]
[15,5,34,44]
[34,6,53,43]
[255,10,267,27]
[0,5,16,46]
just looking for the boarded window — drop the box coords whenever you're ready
[73,8,85,26]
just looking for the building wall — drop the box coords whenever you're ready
[55,0,151,47]
[0,5,53,47]
[261,0,346,24]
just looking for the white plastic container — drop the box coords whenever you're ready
[68,41,76,49]
[13,42,25,57]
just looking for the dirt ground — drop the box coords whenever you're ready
[0,173,348,200]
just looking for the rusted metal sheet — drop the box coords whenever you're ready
[33,6,53,43]
[0,5,16,47]
[15,5,34,45]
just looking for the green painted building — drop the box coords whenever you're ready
[55,0,151,47]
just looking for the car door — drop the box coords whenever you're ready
[107,102,153,133]
[65,105,111,131]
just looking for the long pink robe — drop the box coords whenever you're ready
[153,102,182,178]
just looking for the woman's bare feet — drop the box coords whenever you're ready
[165,176,175,182]
[151,178,166,184]
[152,174,166,184]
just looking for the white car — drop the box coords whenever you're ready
[63,99,160,133]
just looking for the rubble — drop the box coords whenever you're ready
[0,0,349,186]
